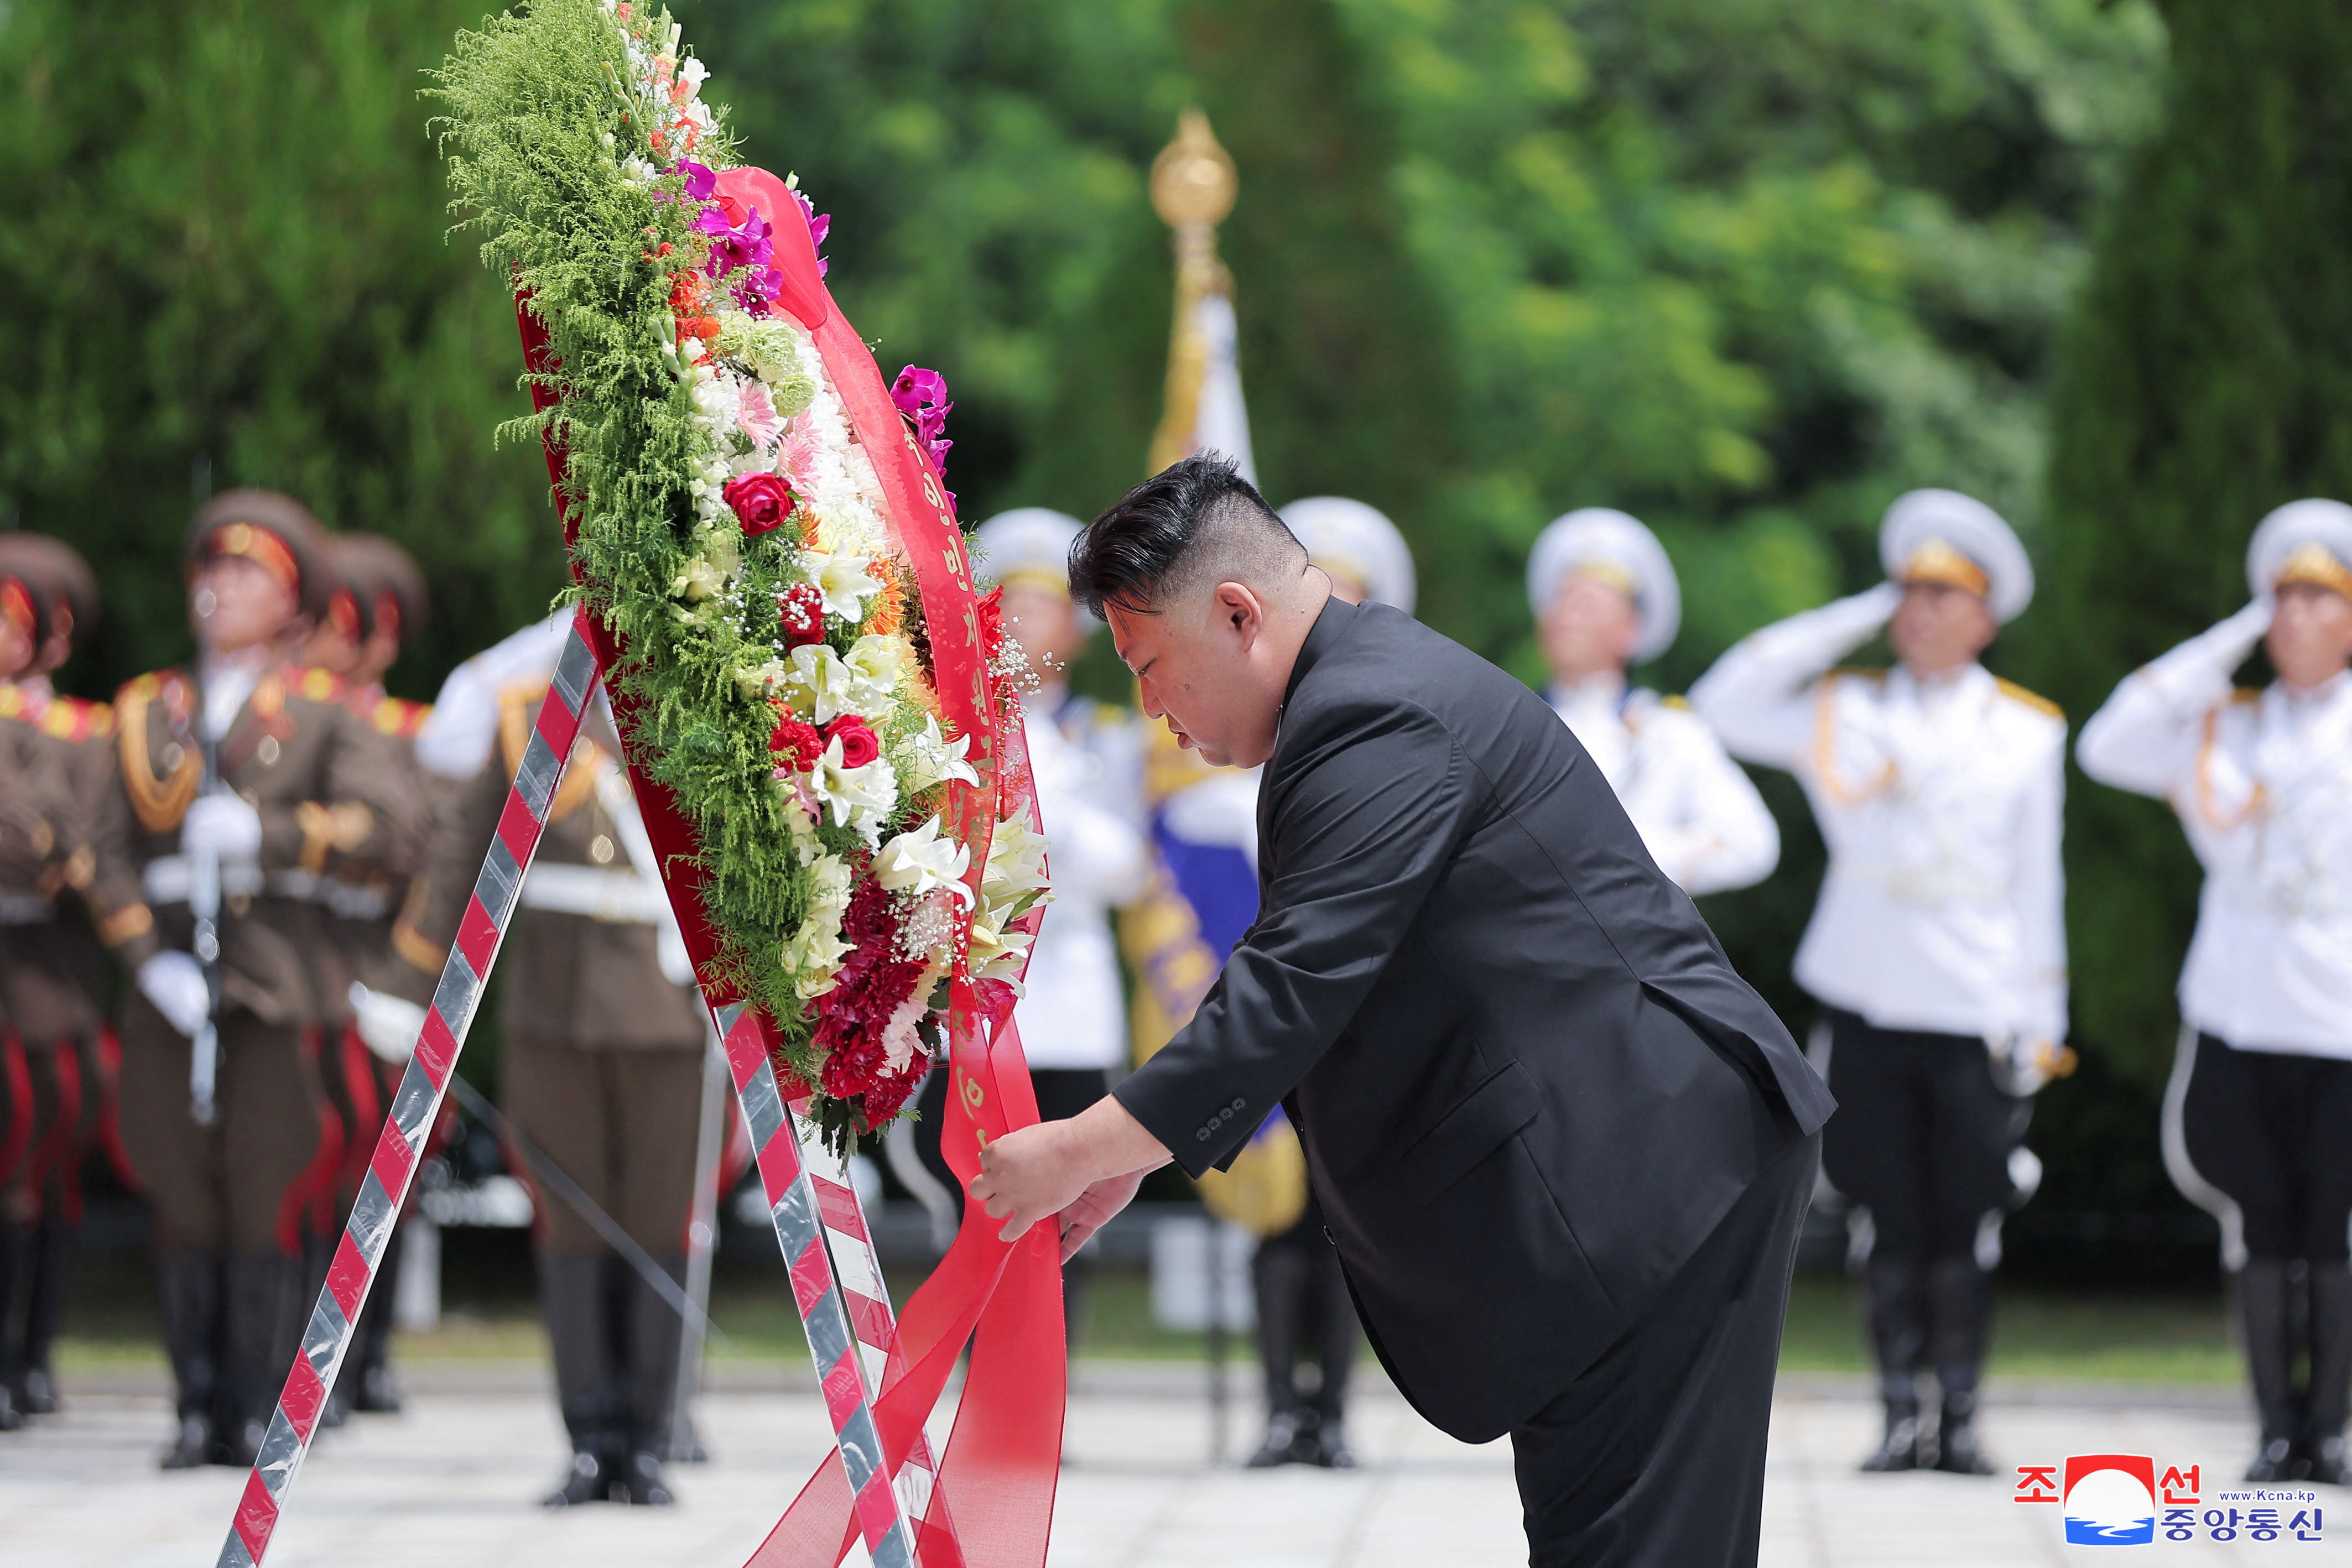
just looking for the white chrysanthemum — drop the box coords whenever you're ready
[873,817,972,906]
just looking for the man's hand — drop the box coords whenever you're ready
[969,1093,1172,1248]
[1056,1170,1146,1263]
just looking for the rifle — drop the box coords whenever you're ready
[188,725,223,1127]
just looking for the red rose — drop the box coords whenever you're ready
[823,714,880,769]
[777,581,825,648]
[768,706,823,772]
[722,472,795,536]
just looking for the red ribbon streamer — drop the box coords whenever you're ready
[516,160,1065,1568]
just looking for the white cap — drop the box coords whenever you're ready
[971,508,1085,594]
[1879,489,2033,624]
[2246,498,2352,601]
[1279,497,1417,614]
[1526,509,1681,663]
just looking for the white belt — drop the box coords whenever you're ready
[0,892,56,925]
[143,856,395,920]
[516,863,670,925]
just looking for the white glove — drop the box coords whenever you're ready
[182,794,264,861]
[137,951,212,1038]
[348,983,428,1064]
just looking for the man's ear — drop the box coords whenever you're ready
[1215,581,1263,643]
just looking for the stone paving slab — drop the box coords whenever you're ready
[0,1369,2329,1566]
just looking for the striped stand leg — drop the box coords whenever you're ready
[716,1003,921,1568]
[217,618,601,1568]
[787,1098,948,1535]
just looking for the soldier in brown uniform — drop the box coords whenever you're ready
[298,531,433,1421]
[84,491,426,1468]
[0,560,81,1433]
[0,534,113,1425]
[397,613,706,1507]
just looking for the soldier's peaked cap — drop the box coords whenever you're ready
[1879,489,2033,623]
[2246,498,2352,602]
[1280,497,1417,616]
[185,489,333,621]
[1527,508,1680,662]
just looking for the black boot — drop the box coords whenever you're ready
[618,1254,685,1504]
[2241,1259,2301,1483]
[155,1249,223,1469]
[1247,1241,1308,1467]
[16,1217,72,1415]
[0,1217,23,1432]
[1928,1256,1996,1475]
[1300,1249,1359,1468]
[1859,1256,1926,1472]
[2306,1262,2350,1486]
[539,1253,620,1506]
[347,1223,404,1414]
[219,1255,298,1466]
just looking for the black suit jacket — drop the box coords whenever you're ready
[1114,599,1834,1441]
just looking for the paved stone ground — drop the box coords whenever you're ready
[2,1363,2333,1566]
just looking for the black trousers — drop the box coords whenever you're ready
[1819,1009,2022,1262]
[2178,1033,2352,1263]
[1510,1131,1817,1568]
[1253,1190,1357,1426]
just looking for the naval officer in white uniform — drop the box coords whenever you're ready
[2077,500,2352,1487]
[1691,489,2069,1478]
[1527,509,1778,896]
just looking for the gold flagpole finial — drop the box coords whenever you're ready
[1147,109,1239,476]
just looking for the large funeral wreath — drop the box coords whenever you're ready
[433,0,1047,1144]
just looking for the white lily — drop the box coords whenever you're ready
[811,739,898,844]
[797,548,884,623]
[901,713,979,794]
[982,812,1051,904]
[873,817,972,906]
[775,643,890,723]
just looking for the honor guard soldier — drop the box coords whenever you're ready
[910,510,1151,1331]
[1527,509,1779,895]
[84,491,426,1470]
[2077,501,2352,1486]
[0,555,83,1432]
[298,531,433,1422]
[1691,489,2068,1477]
[403,613,707,1508]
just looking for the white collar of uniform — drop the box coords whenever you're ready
[1887,660,1992,714]
[1549,668,1628,717]
[198,646,273,741]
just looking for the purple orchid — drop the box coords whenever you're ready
[790,185,832,278]
[675,159,717,203]
[891,365,955,504]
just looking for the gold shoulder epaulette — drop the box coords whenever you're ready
[1994,678,2064,721]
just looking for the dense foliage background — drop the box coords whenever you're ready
[12,0,2339,1270]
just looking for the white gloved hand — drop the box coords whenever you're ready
[182,794,264,861]
[348,982,428,1064]
[137,951,212,1038]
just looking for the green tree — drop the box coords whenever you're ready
[0,0,565,699]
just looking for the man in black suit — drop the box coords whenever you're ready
[972,455,1834,1567]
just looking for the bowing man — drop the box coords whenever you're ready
[1690,489,2068,1478]
[2077,501,2352,1487]
[972,454,1832,1568]
[1528,509,1778,895]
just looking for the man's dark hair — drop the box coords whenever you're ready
[1068,451,1304,616]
